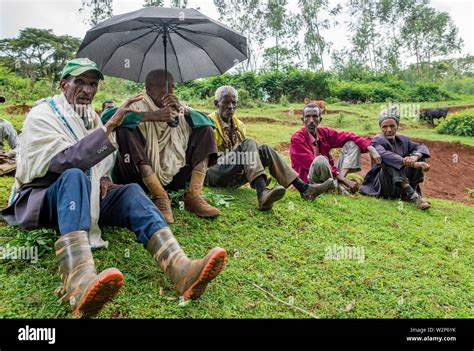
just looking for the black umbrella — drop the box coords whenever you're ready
[76,7,248,88]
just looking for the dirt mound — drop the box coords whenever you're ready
[5,104,31,115]
[240,116,300,126]
[277,138,474,204]
[274,142,290,156]
[419,104,474,114]
[285,109,363,116]
[360,138,474,204]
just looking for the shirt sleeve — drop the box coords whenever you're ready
[290,133,316,171]
[408,139,430,159]
[326,128,372,152]
[374,141,404,169]
[48,128,115,173]
[5,121,18,149]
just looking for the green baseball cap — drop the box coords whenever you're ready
[60,58,104,80]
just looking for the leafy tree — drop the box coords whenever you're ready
[298,0,341,70]
[143,0,164,6]
[214,0,268,71]
[79,0,114,27]
[401,3,463,77]
[264,0,299,70]
[0,28,81,81]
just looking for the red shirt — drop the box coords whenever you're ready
[290,127,372,183]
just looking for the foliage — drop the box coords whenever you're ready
[0,66,55,103]
[437,113,474,137]
[79,0,114,27]
[0,28,81,82]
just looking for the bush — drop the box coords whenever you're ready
[444,77,474,96]
[279,94,289,107]
[411,83,452,102]
[437,113,474,137]
[0,67,54,103]
[236,88,255,108]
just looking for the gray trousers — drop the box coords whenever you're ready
[308,141,361,184]
[205,138,298,189]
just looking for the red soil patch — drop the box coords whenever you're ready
[277,138,474,204]
[420,104,474,114]
[5,104,31,115]
[240,116,300,126]
[285,109,363,117]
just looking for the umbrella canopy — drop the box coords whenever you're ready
[76,7,248,83]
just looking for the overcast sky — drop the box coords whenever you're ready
[0,0,472,69]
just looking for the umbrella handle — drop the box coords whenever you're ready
[163,25,179,128]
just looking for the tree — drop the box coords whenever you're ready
[79,0,114,27]
[264,0,299,70]
[348,0,380,72]
[170,0,188,7]
[214,0,268,72]
[298,0,341,71]
[0,28,81,81]
[401,3,463,77]
[143,0,164,6]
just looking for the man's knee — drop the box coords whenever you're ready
[61,168,88,182]
[312,155,330,167]
[121,183,146,196]
[258,143,273,153]
[343,141,361,154]
[241,138,258,151]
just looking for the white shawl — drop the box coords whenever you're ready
[13,93,114,249]
[133,93,191,186]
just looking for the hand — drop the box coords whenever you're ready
[147,107,178,123]
[340,177,359,194]
[367,146,382,164]
[162,94,181,112]
[6,150,16,158]
[414,161,430,172]
[403,155,419,167]
[104,93,143,134]
[100,177,123,200]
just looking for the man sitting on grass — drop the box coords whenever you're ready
[101,69,220,223]
[205,86,328,209]
[290,103,382,195]
[360,107,431,210]
[0,95,19,175]
[1,58,227,318]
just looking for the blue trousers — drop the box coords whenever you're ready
[41,168,167,246]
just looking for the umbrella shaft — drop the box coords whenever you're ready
[163,25,168,95]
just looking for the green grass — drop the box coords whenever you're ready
[0,97,473,318]
[1,185,473,318]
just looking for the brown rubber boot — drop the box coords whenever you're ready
[54,231,124,318]
[184,170,220,218]
[143,173,174,224]
[410,193,431,210]
[147,228,227,300]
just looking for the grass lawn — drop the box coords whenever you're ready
[0,98,473,318]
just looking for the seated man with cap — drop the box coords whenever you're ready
[1,58,227,318]
[360,107,431,210]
